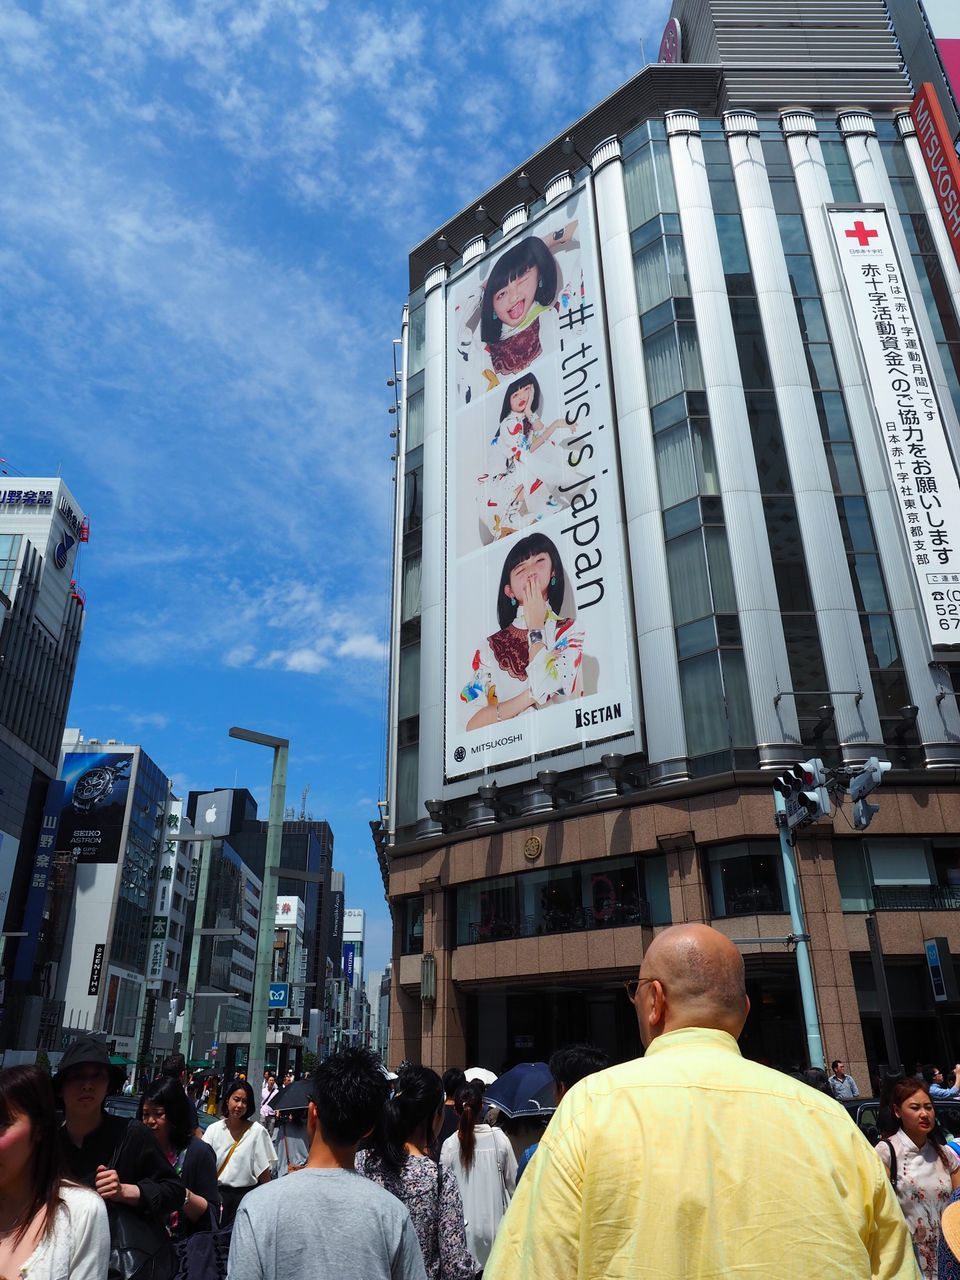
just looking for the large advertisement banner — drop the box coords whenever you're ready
[444,186,635,777]
[57,752,134,863]
[829,207,960,646]
[919,1,960,105]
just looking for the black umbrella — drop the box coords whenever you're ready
[270,1078,314,1112]
[483,1062,555,1119]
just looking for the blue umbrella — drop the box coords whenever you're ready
[483,1062,555,1119]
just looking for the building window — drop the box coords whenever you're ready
[623,139,676,231]
[398,643,421,722]
[396,744,419,829]
[403,446,423,536]
[401,553,421,622]
[454,854,670,945]
[112,977,141,1038]
[0,534,21,596]
[400,897,424,954]
[406,389,424,451]
[407,304,426,378]
[706,842,785,917]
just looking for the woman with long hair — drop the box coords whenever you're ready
[440,1082,516,1270]
[138,1077,219,1237]
[0,1064,109,1280]
[355,1065,475,1279]
[876,1077,960,1278]
[201,1078,275,1226]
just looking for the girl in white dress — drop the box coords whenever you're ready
[460,533,584,732]
[0,1065,108,1280]
[477,374,581,542]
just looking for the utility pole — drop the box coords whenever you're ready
[229,727,289,1094]
[180,836,213,1065]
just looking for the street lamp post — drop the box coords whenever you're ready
[229,726,288,1094]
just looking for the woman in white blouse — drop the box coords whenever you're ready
[0,1064,108,1280]
[440,1081,516,1269]
[202,1077,276,1225]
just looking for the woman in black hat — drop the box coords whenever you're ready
[54,1035,184,1274]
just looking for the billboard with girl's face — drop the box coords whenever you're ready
[444,185,637,778]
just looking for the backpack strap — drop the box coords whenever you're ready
[882,1138,898,1190]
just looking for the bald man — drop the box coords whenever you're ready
[485,924,916,1279]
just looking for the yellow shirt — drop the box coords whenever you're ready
[485,1027,918,1279]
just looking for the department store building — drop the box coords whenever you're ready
[381,0,960,1084]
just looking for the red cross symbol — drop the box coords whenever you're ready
[845,220,878,247]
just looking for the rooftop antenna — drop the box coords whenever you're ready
[299,784,310,821]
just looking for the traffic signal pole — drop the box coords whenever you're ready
[773,790,825,1069]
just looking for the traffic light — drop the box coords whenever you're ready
[773,758,831,829]
[798,758,831,822]
[849,756,891,830]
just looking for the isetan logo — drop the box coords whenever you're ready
[911,84,960,269]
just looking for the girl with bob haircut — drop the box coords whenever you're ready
[138,1077,220,1237]
[477,373,580,541]
[202,1077,276,1226]
[876,1077,960,1279]
[461,532,584,731]
[455,220,577,399]
[0,1064,109,1280]
[439,1081,515,1270]
[355,1065,476,1279]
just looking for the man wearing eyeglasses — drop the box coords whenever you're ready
[485,922,915,1279]
[828,1058,860,1099]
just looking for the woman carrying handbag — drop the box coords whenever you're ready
[201,1080,275,1227]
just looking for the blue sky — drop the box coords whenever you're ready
[1,0,670,971]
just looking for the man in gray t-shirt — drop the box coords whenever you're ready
[229,1168,424,1280]
[227,1048,426,1280]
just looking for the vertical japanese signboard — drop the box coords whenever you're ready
[444,185,636,777]
[829,207,960,646]
[910,84,960,272]
[12,781,65,983]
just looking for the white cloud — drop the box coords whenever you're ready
[127,710,170,730]
[223,643,256,668]
[336,634,388,662]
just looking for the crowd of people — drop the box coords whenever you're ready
[6,926,960,1277]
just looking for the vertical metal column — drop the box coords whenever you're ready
[773,791,824,1067]
[865,912,902,1073]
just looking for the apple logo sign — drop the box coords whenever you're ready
[204,803,217,825]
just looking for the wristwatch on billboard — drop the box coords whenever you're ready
[71,758,131,813]
[528,629,544,645]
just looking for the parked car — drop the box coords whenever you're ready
[839,1097,960,1147]
[105,1092,218,1130]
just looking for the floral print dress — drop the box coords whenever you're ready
[877,1130,960,1280]
[355,1149,477,1280]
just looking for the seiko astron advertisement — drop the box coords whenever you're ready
[444,185,635,777]
[55,751,134,863]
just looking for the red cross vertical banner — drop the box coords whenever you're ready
[828,206,960,648]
